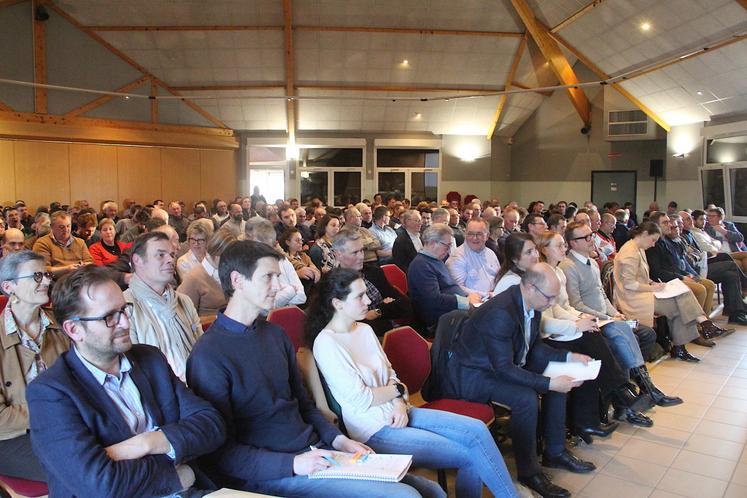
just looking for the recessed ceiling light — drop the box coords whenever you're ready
[414,112,422,119]
[124,96,130,100]
[399,59,409,67]
[640,22,651,31]
[696,90,704,96]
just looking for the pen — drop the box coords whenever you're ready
[309,445,339,466]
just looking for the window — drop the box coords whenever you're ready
[333,172,361,206]
[375,148,440,203]
[701,169,725,209]
[410,171,438,205]
[300,171,328,205]
[730,168,747,217]
[377,149,439,168]
[707,135,747,164]
[249,169,285,205]
[297,145,364,207]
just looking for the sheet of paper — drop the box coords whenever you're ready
[653,278,690,299]
[597,319,614,327]
[206,489,280,497]
[542,360,601,381]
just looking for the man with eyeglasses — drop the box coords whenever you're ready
[446,219,500,300]
[2,228,26,257]
[125,232,203,381]
[442,263,595,498]
[525,213,548,243]
[26,265,225,497]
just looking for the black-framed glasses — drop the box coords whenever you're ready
[15,272,53,283]
[570,234,593,242]
[70,303,133,328]
[188,237,207,244]
[532,283,558,303]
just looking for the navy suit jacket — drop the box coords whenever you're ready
[27,345,226,498]
[392,230,419,273]
[451,285,568,393]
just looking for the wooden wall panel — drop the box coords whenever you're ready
[0,140,16,205]
[116,146,162,206]
[14,141,70,209]
[200,149,238,204]
[69,143,118,210]
[161,148,201,210]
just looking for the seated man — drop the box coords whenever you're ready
[392,209,423,273]
[168,201,189,242]
[560,221,681,406]
[276,205,311,244]
[245,217,306,308]
[612,209,631,250]
[333,228,412,336]
[125,231,203,381]
[447,208,465,246]
[2,227,25,256]
[442,264,595,498]
[342,207,382,264]
[32,210,94,278]
[219,203,246,240]
[186,241,444,498]
[408,224,480,334]
[704,206,747,276]
[27,266,226,497]
[446,218,500,300]
[369,206,397,263]
[524,213,547,244]
[594,212,618,261]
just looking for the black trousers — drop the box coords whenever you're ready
[707,259,746,316]
[0,434,47,482]
[545,332,627,430]
[444,361,567,478]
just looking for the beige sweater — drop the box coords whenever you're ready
[177,265,226,317]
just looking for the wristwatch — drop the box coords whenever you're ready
[394,382,406,398]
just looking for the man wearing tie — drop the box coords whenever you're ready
[442,263,595,498]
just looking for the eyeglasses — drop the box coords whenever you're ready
[532,284,558,303]
[69,303,133,328]
[188,238,207,244]
[570,234,593,242]
[437,240,452,248]
[466,232,487,238]
[15,272,53,283]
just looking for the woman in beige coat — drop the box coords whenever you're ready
[613,222,715,362]
[0,251,69,481]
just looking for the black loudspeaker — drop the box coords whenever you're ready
[649,159,664,177]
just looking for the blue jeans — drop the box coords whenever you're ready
[601,321,644,371]
[247,470,444,498]
[366,408,518,498]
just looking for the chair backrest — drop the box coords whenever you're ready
[0,295,7,314]
[382,326,431,393]
[295,347,338,426]
[600,260,615,304]
[267,305,306,351]
[0,475,49,497]
[381,264,408,295]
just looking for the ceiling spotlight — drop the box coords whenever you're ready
[640,21,651,31]
[414,113,422,119]
[124,96,130,100]
[696,90,704,96]
[399,59,409,67]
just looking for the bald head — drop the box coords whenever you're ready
[2,228,25,254]
[151,207,169,222]
[521,262,560,312]
[152,224,180,253]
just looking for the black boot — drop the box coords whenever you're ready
[671,344,700,362]
[631,366,683,407]
[612,385,654,427]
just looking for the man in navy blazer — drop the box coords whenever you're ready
[442,263,595,498]
[392,209,423,272]
[26,266,226,498]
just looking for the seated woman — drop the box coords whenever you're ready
[88,218,132,266]
[308,214,340,273]
[493,233,537,295]
[279,227,321,296]
[177,230,235,317]
[176,220,213,281]
[536,232,653,439]
[614,222,717,363]
[0,251,69,482]
[308,268,519,498]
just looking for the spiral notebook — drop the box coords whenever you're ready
[308,452,413,482]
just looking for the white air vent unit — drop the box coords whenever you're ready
[605,109,662,141]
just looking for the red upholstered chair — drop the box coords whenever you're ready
[0,475,48,497]
[267,306,306,352]
[382,326,494,425]
[381,264,408,295]
[0,295,8,314]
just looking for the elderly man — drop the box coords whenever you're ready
[24,212,51,250]
[561,221,681,407]
[590,211,616,261]
[447,208,465,246]
[100,201,119,222]
[220,203,246,240]
[212,199,229,226]
[168,202,189,242]
[28,265,225,497]
[392,209,423,273]
[704,206,747,275]
[441,264,594,498]
[32,211,94,277]
[369,206,397,263]
[5,208,24,233]
[125,231,203,381]
[612,209,631,250]
[245,217,305,308]
[343,207,382,264]
[333,228,412,336]
[446,218,500,299]
[2,228,25,256]
[355,202,373,229]
[408,224,481,334]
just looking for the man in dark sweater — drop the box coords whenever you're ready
[186,240,443,498]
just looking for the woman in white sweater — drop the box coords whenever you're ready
[536,231,653,439]
[308,268,518,498]
[493,233,537,295]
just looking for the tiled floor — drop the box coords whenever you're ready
[417,321,747,497]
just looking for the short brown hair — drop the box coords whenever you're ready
[52,265,116,325]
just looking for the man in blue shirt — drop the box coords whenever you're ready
[27,266,225,497]
[187,240,443,498]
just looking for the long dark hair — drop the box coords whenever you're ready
[496,232,534,282]
[304,267,362,347]
[629,221,661,238]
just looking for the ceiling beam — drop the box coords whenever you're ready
[63,76,150,118]
[487,33,527,138]
[510,0,591,127]
[0,99,12,112]
[85,24,522,38]
[550,0,606,33]
[549,31,670,132]
[283,0,296,144]
[150,79,158,124]
[0,0,26,9]
[170,83,508,93]
[47,2,229,129]
[737,1,747,11]
[32,0,47,113]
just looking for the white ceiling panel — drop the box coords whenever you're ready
[184,88,287,130]
[525,0,589,30]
